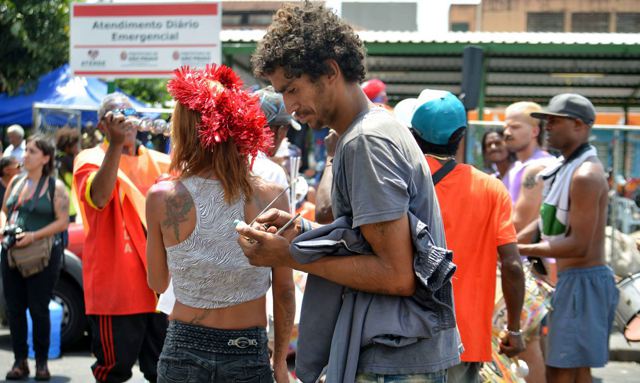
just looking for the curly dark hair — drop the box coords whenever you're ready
[251,1,366,83]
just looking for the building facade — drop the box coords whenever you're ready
[450,0,640,33]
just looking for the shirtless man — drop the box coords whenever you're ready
[518,93,619,383]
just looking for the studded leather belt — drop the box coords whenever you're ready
[166,320,268,355]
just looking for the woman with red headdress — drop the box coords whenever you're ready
[145,65,295,383]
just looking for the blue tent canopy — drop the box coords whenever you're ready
[0,64,149,127]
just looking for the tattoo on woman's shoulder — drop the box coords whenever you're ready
[162,191,193,241]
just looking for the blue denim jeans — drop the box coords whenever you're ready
[447,362,481,383]
[157,321,273,383]
[355,369,447,383]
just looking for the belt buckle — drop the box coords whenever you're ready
[228,336,258,349]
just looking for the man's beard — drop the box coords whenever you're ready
[507,140,529,154]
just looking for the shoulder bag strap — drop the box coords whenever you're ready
[47,176,55,217]
[8,174,46,218]
[6,174,28,216]
[432,159,457,186]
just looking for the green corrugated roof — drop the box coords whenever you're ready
[221,30,640,106]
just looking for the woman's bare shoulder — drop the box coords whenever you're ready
[147,179,190,206]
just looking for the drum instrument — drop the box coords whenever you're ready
[482,263,553,382]
[614,273,640,342]
[493,262,553,340]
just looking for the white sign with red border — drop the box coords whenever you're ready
[70,2,220,78]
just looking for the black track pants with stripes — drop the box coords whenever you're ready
[88,313,167,383]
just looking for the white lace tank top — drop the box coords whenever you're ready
[166,176,271,309]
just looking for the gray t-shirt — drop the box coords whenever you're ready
[331,108,461,374]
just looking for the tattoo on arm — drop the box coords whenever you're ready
[523,174,537,189]
[162,192,193,242]
[54,187,69,217]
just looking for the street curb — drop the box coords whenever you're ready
[609,333,640,362]
[610,348,640,362]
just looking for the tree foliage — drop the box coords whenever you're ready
[115,78,171,107]
[0,0,171,105]
[0,0,70,95]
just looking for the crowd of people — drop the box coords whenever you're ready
[0,2,622,383]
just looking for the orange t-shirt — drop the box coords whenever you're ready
[73,145,170,315]
[426,157,517,362]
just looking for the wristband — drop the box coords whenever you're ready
[299,218,312,234]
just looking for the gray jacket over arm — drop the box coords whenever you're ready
[291,214,458,383]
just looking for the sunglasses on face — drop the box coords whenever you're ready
[110,108,138,118]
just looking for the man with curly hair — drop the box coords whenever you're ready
[237,2,461,382]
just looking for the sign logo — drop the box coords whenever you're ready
[120,51,128,61]
[88,50,99,59]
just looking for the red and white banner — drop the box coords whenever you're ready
[70,2,221,78]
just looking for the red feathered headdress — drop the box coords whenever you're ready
[167,64,272,159]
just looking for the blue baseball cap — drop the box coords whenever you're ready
[409,89,467,145]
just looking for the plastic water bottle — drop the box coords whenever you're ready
[26,300,63,359]
[510,358,530,378]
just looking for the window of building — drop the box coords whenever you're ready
[222,14,245,27]
[572,13,609,33]
[451,22,470,32]
[342,2,417,31]
[222,11,273,28]
[527,12,564,32]
[249,13,274,26]
[617,13,640,33]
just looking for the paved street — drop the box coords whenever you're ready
[1,327,639,382]
[0,327,145,382]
